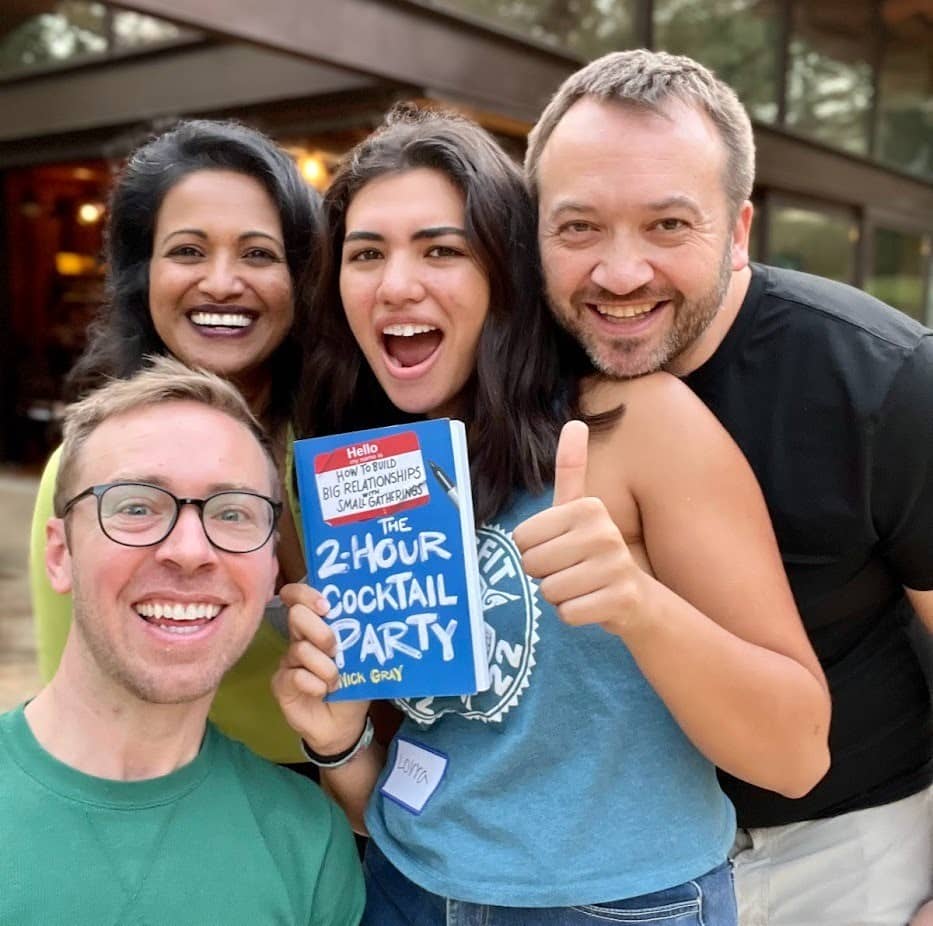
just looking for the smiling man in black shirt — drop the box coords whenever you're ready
[527,48,933,925]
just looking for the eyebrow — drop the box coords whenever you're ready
[109,476,263,494]
[344,226,467,243]
[160,229,283,246]
[547,195,705,221]
[414,226,466,241]
[545,200,596,221]
[645,195,705,219]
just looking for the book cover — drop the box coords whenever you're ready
[293,420,489,702]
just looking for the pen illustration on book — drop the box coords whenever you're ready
[429,461,459,509]
[294,420,489,702]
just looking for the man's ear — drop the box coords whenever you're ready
[266,546,278,604]
[45,518,74,595]
[730,200,754,271]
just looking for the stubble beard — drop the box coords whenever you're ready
[551,247,733,380]
[70,574,228,706]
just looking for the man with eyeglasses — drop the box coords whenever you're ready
[0,357,364,926]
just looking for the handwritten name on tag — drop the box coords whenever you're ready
[380,739,448,814]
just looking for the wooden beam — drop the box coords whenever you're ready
[755,123,933,229]
[115,0,580,121]
[0,42,378,144]
[881,0,933,26]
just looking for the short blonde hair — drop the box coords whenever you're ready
[54,356,278,516]
[526,49,755,217]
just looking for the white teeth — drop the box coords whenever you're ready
[383,323,438,337]
[594,303,656,319]
[135,602,222,621]
[190,312,252,328]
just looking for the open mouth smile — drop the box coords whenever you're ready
[381,322,444,373]
[135,600,223,636]
[587,300,667,321]
[593,301,656,318]
[187,309,257,332]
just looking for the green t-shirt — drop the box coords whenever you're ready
[30,447,303,763]
[0,705,364,925]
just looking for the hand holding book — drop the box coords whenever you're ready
[293,420,489,702]
[271,582,372,756]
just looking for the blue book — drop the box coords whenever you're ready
[293,420,489,702]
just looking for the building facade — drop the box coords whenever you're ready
[1,0,930,462]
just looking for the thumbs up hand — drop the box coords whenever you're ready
[513,421,646,636]
[552,419,590,507]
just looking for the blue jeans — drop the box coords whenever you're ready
[362,841,738,926]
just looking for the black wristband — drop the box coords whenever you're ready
[299,717,374,769]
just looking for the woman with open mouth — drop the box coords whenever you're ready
[275,104,831,925]
[30,119,319,769]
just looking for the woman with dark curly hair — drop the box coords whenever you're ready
[274,105,830,924]
[30,119,319,764]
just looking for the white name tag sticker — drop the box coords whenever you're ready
[380,738,448,814]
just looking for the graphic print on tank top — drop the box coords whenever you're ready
[396,524,540,725]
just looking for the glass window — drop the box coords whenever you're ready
[785,1,873,155]
[766,200,857,284]
[419,0,636,60]
[0,1,195,78]
[654,0,782,123]
[112,10,184,49]
[927,256,933,328]
[4,161,110,463]
[0,1,108,76]
[875,6,932,180]
[865,227,929,322]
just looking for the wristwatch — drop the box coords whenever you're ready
[299,716,374,769]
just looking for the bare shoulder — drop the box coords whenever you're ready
[590,372,758,524]
[584,372,721,447]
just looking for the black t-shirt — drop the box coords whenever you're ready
[684,263,933,827]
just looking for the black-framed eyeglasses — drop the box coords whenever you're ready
[61,482,282,554]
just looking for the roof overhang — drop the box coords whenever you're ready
[115,0,580,122]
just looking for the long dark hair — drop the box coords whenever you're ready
[297,104,593,523]
[68,119,320,433]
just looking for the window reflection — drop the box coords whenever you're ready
[420,0,635,60]
[786,1,873,155]
[876,7,932,180]
[654,0,781,123]
[0,1,192,78]
[767,201,857,284]
[866,228,929,322]
[113,10,183,48]
[0,1,107,75]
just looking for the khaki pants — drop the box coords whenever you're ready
[731,787,932,926]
